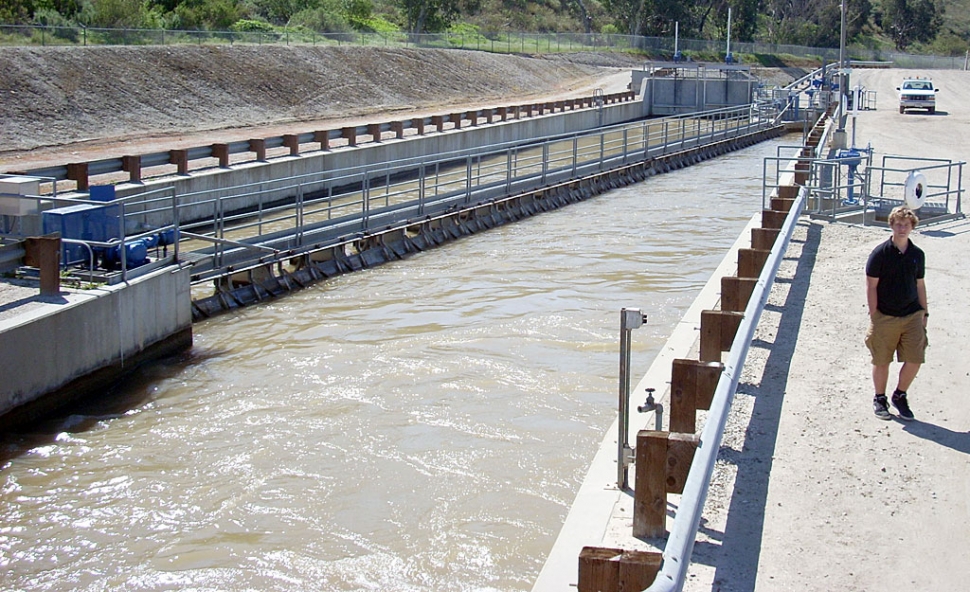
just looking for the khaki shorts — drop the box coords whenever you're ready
[866,310,927,365]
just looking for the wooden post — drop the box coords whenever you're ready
[665,433,697,494]
[633,431,700,538]
[367,123,382,142]
[66,162,89,191]
[248,138,267,161]
[721,276,758,312]
[341,127,357,147]
[24,235,61,295]
[751,227,780,252]
[738,248,770,278]
[169,149,189,175]
[122,155,141,183]
[761,209,788,230]
[390,121,405,139]
[211,144,230,168]
[450,113,463,129]
[578,547,662,592]
[412,117,425,135]
[633,431,668,537]
[670,359,724,433]
[699,310,744,362]
[283,134,300,155]
[770,196,795,212]
[313,130,330,151]
[432,115,445,132]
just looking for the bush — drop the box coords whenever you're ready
[32,8,79,42]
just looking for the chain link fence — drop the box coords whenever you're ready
[1,24,966,69]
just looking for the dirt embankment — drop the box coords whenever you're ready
[0,45,794,172]
[0,46,641,164]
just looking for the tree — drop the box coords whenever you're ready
[879,0,943,50]
[396,0,461,34]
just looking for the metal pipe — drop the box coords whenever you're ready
[645,187,806,592]
[617,308,647,490]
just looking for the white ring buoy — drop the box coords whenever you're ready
[904,171,927,209]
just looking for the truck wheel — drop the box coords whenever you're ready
[928,107,936,114]
[899,106,905,114]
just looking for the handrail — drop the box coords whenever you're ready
[15,91,635,185]
[645,186,807,592]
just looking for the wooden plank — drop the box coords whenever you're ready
[700,310,744,362]
[669,359,697,433]
[665,433,699,494]
[578,546,621,592]
[617,550,663,592]
[633,431,669,538]
[721,276,757,312]
[738,248,770,278]
[751,227,780,251]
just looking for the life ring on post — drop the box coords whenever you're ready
[904,171,927,209]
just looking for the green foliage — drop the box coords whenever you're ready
[289,2,353,32]
[230,16,275,30]
[396,0,460,33]
[5,0,970,54]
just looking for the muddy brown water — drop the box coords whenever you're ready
[0,138,789,591]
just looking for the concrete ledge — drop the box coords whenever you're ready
[0,264,193,430]
[530,214,761,591]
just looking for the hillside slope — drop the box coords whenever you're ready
[0,45,640,157]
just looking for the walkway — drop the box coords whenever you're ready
[533,67,970,591]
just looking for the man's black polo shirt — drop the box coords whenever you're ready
[866,237,925,317]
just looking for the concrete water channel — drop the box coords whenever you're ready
[120,104,787,318]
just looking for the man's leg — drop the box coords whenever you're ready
[872,364,890,394]
[896,362,921,393]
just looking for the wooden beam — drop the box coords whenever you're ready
[665,433,698,494]
[699,310,744,362]
[578,547,662,592]
[751,227,780,252]
[721,276,757,312]
[633,431,668,538]
[738,248,770,278]
[670,359,724,433]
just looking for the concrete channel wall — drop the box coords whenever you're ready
[113,100,646,228]
[0,264,193,430]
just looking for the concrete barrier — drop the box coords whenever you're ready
[0,264,193,430]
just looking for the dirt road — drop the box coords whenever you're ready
[682,67,970,591]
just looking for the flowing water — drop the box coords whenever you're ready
[0,139,787,591]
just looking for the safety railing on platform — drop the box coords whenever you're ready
[643,185,807,592]
[159,103,776,284]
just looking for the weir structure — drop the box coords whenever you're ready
[0,67,819,439]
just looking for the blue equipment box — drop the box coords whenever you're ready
[42,202,123,265]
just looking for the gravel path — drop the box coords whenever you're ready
[680,68,970,592]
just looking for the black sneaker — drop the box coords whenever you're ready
[892,391,915,421]
[873,395,891,420]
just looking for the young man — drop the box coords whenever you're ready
[865,206,928,421]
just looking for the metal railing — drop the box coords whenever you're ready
[645,185,807,592]
[166,104,774,283]
[2,103,782,287]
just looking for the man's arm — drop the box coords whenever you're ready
[866,276,879,317]
[917,277,928,320]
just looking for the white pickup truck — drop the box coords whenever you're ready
[897,78,939,114]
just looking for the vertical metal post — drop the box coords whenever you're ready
[618,307,646,490]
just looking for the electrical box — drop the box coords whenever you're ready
[42,202,122,265]
[0,176,41,216]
